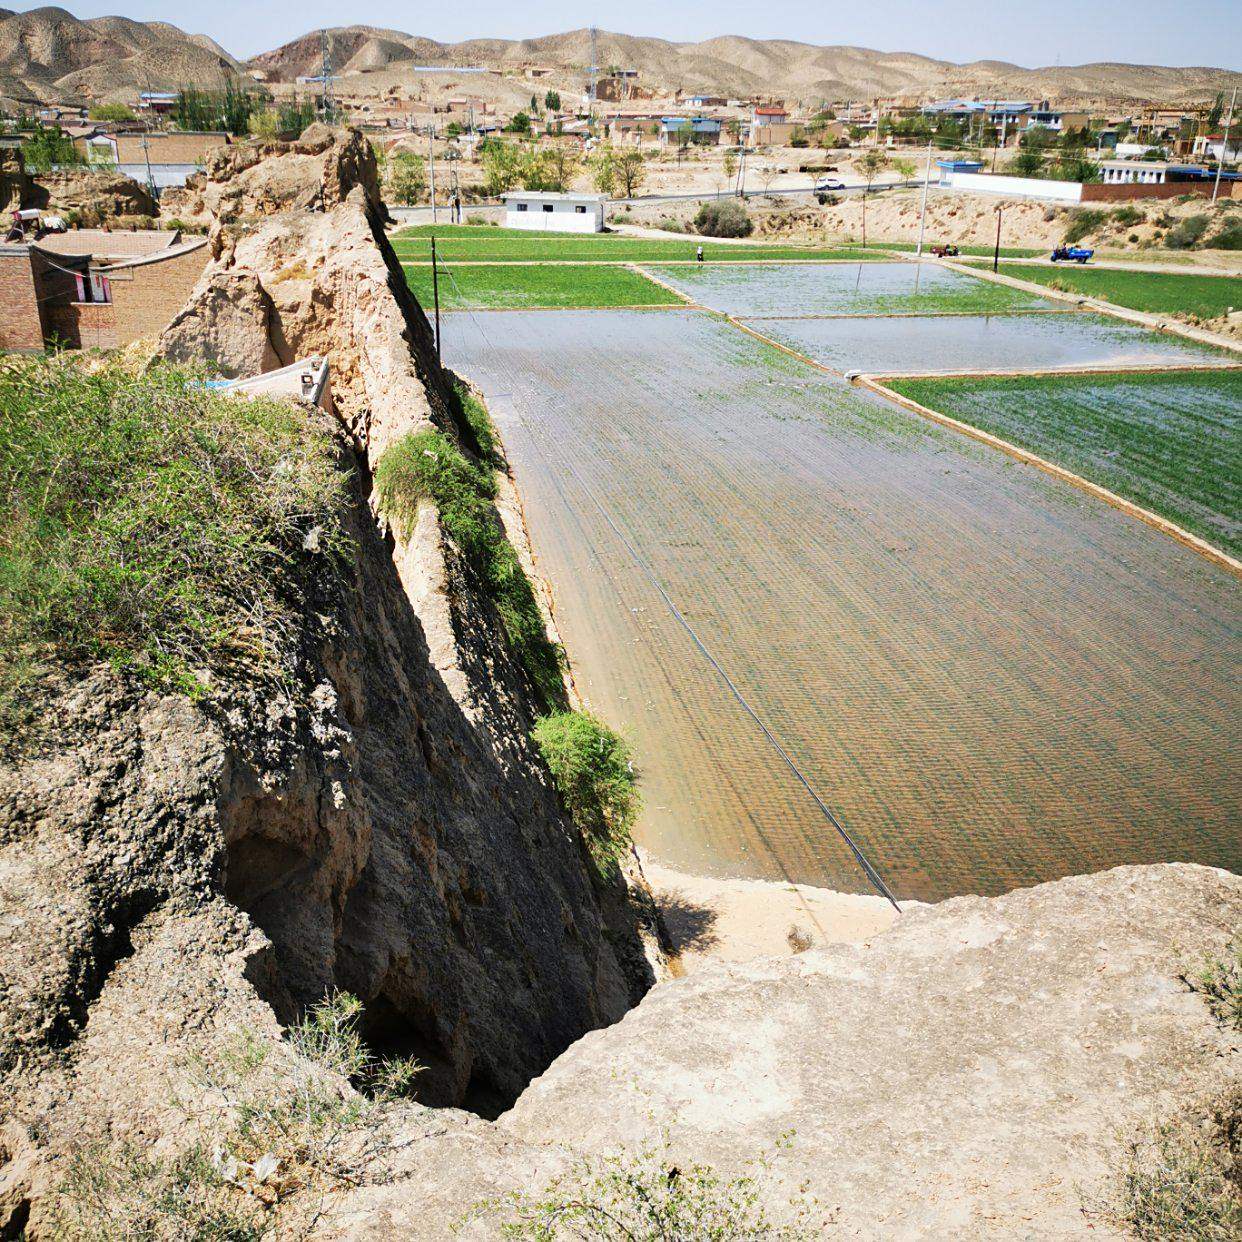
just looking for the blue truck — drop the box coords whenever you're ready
[1050,245,1094,263]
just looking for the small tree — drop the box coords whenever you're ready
[20,124,83,173]
[481,141,522,196]
[544,89,561,112]
[1008,149,1046,178]
[506,111,532,135]
[589,148,617,195]
[616,148,646,196]
[88,103,136,123]
[540,145,580,192]
[855,148,890,248]
[386,150,427,205]
[246,109,280,139]
[723,150,738,180]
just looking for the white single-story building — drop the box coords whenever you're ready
[502,191,607,232]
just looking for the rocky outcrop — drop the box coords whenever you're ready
[159,125,383,229]
[28,167,158,226]
[331,863,1241,1239]
[1,127,657,1235]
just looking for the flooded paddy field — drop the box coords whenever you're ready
[888,368,1242,559]
[445,308,1241,902]
[644,261,1051,316]
[746,311,1233,376]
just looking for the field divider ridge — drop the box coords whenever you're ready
[858,375,1241,574]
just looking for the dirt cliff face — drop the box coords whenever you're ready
[159,125,384,230]
[0,128,654,1233]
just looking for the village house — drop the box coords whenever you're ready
[503,190,606,232]
[77,130,231,190]
[0,227,209,351]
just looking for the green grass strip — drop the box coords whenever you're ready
[983,263,1242,319]
[392,224,887,265]
[0,354,350,744]
[405,262,680,309]
[887,368,1241,558]
[374,428,566,711]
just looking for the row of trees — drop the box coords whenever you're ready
[479,139,646,197]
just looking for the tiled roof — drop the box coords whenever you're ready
[34,229,180,259]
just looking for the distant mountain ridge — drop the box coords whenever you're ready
[0,6,242,105]
[1,8,1237,109]
[249,24,1242,107]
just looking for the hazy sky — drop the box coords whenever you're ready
[17,0,1242,68]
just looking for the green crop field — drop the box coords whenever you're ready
[887,368,1241,557]
[403,262,678,309]
[878,241,1045,259]
[392,224,885,265]
[984,263,1242,319]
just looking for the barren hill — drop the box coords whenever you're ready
[250,24,1242,108]
[0,5,243,106]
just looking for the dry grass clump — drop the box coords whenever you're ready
[51,994,420,1240]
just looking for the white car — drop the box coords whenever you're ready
[815,177,846,192]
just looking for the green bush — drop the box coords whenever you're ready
[1208,219,1242,250]
[20,123,83,173]
[375,428,564,711]
[1111,205,1144,227]
[532,710,638,869]
[695,199,753,238]
[1166,215,1211,250]
[449,378,499,464]
[1063,209,1106,244]
[0,356,349,743]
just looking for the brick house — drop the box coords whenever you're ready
[0,229,209,351]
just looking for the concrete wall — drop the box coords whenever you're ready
[504,200,604,232]
[946,171,1083,202]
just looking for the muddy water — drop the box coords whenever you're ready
[444,308,1241,902]
[745,312,1232,375]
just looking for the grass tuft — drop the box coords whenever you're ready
[1101,1093,1241,1242]
[531,710,639,876]
[1182,934,1242,1031]
[495,1135,823,1238]
[0,354,349,747]
[51,993,419,1239]
[374,427,565,712]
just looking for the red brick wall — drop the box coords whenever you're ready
[108,243,209,346]
[1081,180,1237,202]
[0,249,49,351]
[46,301,117,350]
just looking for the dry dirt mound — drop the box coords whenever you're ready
[160,125,384,229]
[29,167,157,226]
[0,6,243,104]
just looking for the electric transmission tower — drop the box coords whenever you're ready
[588,25,598,115]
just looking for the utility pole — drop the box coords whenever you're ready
[588,26,598,118]
[915,138,933,257]
[992,204,1003,273]
[319,29,335,124]
[1212,85,1236,204]
[431,235,441,361]
[427,122,437,223]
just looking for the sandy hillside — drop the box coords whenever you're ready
[251,24,1242,108]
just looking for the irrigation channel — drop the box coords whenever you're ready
[441,263,1240,903]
